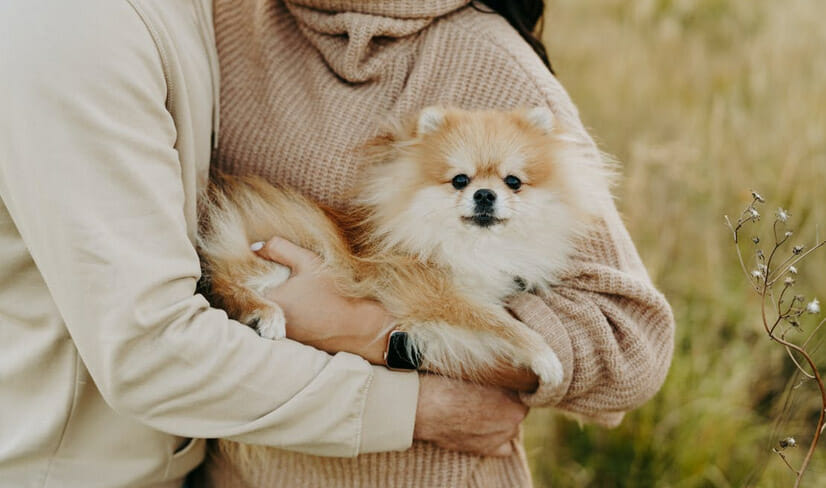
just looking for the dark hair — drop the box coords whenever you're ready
[472,0,554,75]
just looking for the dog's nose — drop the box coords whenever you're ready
[473,189,497,206]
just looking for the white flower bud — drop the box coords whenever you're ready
[780,437,797,448]
[807,299,821,315]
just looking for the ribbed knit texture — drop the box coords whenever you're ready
[193,440,532,487]
[192,0,676,486]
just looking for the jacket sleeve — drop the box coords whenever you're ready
[0,0,417,456]
[414,9,676,426]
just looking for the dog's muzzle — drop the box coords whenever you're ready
[467,189,501,227]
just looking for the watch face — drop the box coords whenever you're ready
[385,331,421,370]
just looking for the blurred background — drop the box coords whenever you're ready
[523,0,826,486]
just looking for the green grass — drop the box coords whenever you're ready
[525,0,826,486]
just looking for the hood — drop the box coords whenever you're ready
[285,0,472,82]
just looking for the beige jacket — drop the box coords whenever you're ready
[0,1,418,487]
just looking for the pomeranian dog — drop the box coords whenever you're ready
[197,106,609,388]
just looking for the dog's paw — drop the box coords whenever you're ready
[530,351,564,388]
[244,307,287,340]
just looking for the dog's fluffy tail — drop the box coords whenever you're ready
[197,173,358,297]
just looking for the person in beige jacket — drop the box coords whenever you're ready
[0,1,537,487]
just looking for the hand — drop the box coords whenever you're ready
[484,362,540,393]
[252,236,390,364]
[414,374,528,456]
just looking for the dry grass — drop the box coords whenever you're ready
[525,0,826,486]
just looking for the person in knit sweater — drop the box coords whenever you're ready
[191,0,676,487]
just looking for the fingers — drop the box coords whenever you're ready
[251,236,319,272]
[490,442,514,457]
[455,434,516,457]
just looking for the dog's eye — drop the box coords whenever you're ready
[451,174,470,190]
[504,175,522,190]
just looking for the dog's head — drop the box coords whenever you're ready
[357,106,611,279]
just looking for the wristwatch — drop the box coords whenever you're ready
[383,329,421,371]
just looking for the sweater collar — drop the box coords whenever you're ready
[287,0,472,19]
[285,0,472,82]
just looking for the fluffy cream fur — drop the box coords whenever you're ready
[197,106,611,388]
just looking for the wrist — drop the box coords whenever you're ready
[345,300,392,365]
[413,373,433,441]
[413,374,450,442]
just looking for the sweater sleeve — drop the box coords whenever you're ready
[508,209,674,426]
[517,82,674,427]
[409,8,676,425]
[0,0,417,455]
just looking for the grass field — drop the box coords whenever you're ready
[524,0,826,486]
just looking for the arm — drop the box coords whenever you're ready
[253,236,532,456]
[509,206,674,425]
[0,1,416,456]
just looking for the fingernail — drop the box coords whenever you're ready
[250,241,265,251]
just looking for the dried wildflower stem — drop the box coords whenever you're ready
[760,284,826,487]
[724,215,760,293]
[767,243,826,287]
[727,194,825,487]
[802,318,826,349]
[784,347,816,381]
[760,235,826,488]
[762,237,826,487]
[773,448,798,474]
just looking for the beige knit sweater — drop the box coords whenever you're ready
[191,0,675,486]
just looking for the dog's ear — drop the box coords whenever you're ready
[524,106,555,134]
[417,106,446,135]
